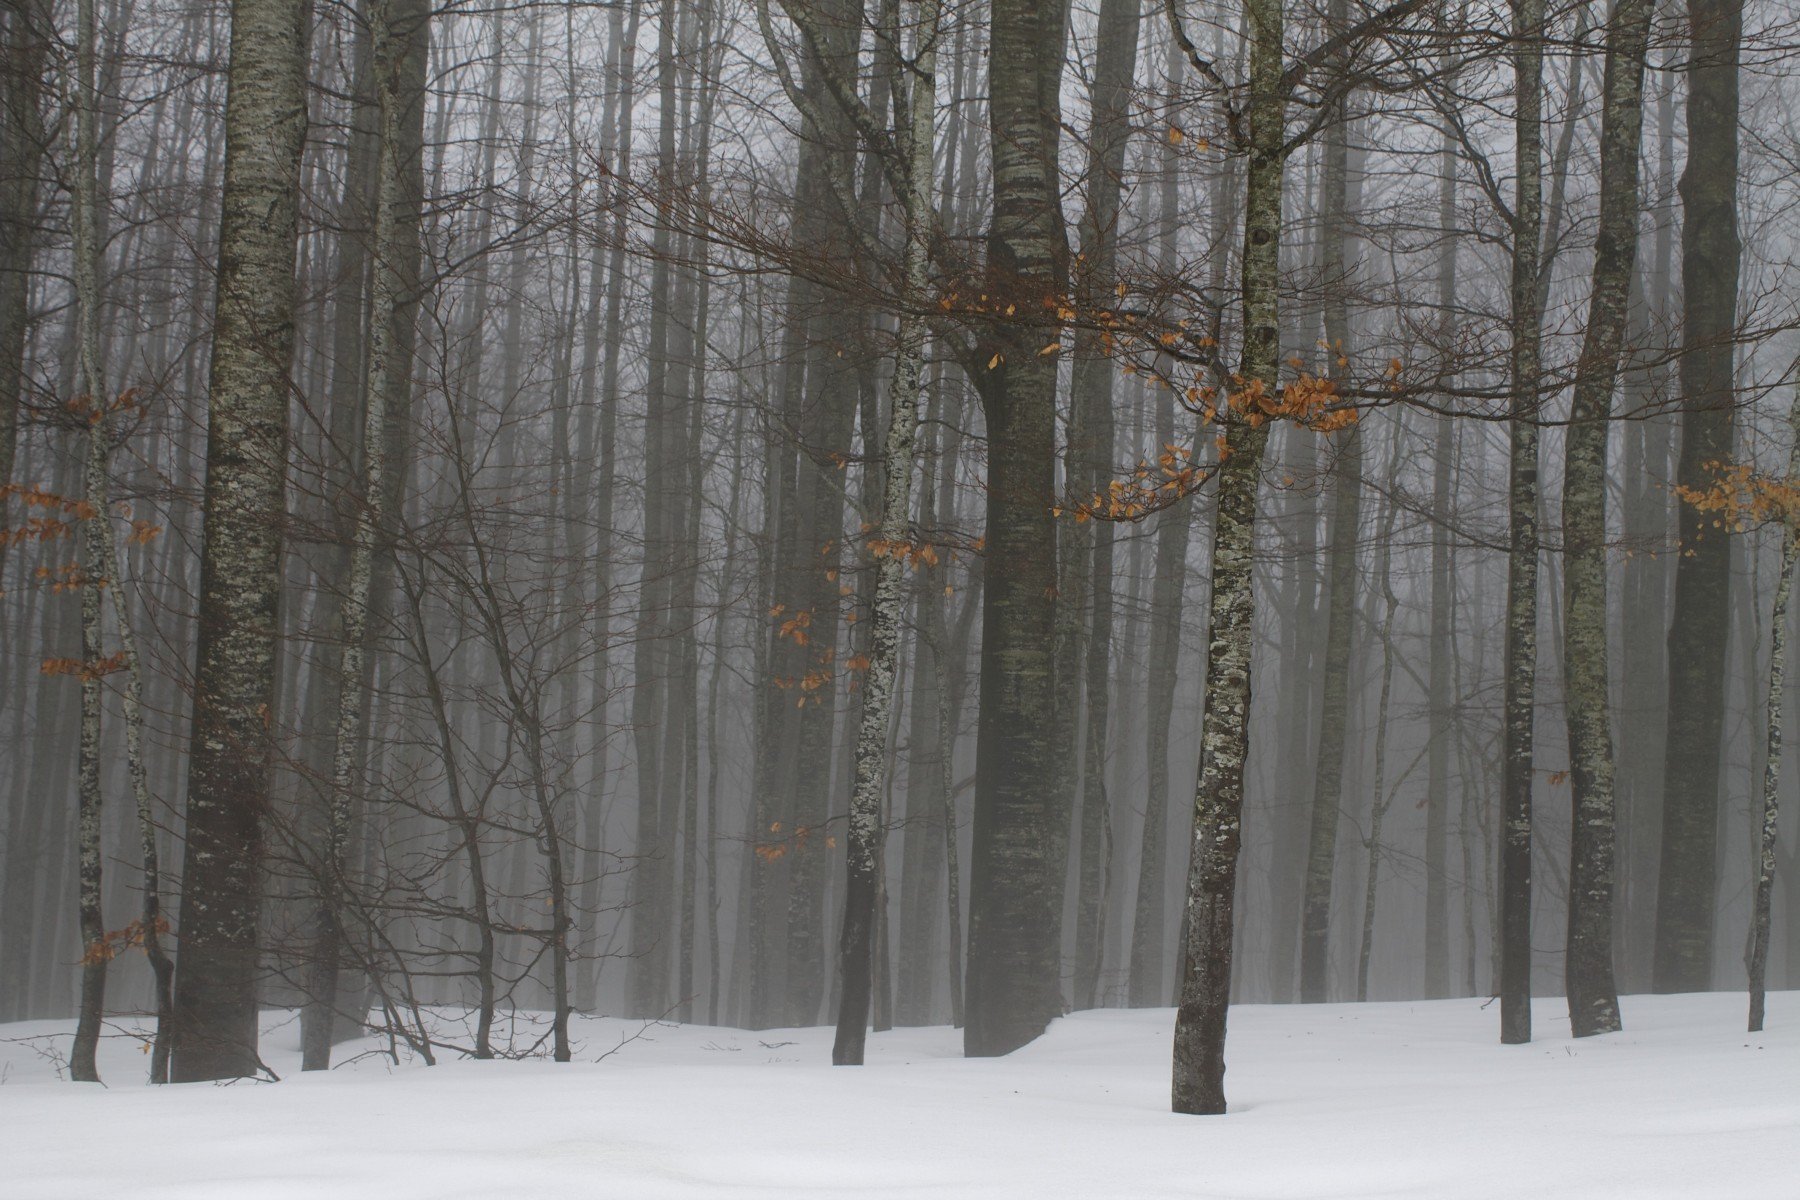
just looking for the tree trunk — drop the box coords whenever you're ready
[1067,0,1138,1013]
[1499,0,1544,1048]
[1171,0,1282,1113]
[1423,100,1458,1001]
[627,0,684,1020]
[0,0,49,502]
[301,0,428,1070]
[169,0,309,1083]
[1298,0,1361,1009]
[964,0,1070,1058]
[69,0,109,1084]
[1130,43,1199,1007]
[1746,394,1800,1032]
[1655,0,1741,996]
[832,0,939,1065]
[1560,0,1650,1038]
[1356,434,1403,1002]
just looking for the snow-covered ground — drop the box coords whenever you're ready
[2,992,1793,1199]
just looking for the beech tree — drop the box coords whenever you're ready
[1559,0,1651,1040]
[1167,0,1433,1114]
[1655,0,1744,997]
[1499,0,1544,1048]
[169,0,309,1082]
[962,0,1071,1059]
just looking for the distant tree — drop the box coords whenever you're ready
[1669,396,1800,1032]
[301,0,431,1072]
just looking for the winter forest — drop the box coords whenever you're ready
[2,0,1798,1188]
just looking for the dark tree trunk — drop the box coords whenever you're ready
[1655,0,1741,996]
[1297,0,1360,1009]
[1499,0,1544,1048]
[964,0,1071,1059]
[1066,0,1137,1013]
[0,0,49,501]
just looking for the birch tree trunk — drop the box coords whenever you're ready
[167,0,307,1082]
[832,0,940,1065]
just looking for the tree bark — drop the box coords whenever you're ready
[1560,0,1650,1039]
[1499,0,1544,1048]
[1655,0,1741,996]
[1130,43,1201,1006]
[965,0,1071,1058]
[1171,0,1282,1113]
[833,0,939,1065]
[301,0,428,1070]
[1066,0,1138,1013]
[1297,0,1361,1009]
[0,0,49,502]
[1746,393,1800,1032]
[1423,89,1458,1001]
[1355,434,1403,1002]
[69,0,109,1084]
[169,0,308,1083]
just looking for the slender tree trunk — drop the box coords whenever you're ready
[72,484,107,1084]
[301,0,427,1070]
[1130,48,1198,1006]
[1560,0,1650,1038]
[1746,394,1800,1032]
[1171,0,1282,1113]
[1499,0,1544,1048]
[833,0,940,1064]
[895,396,946,1026]
[1423,96,1458,1001]
[68,0,109,1084]
[0,0,49,502]
[1298,0,1361,1008]
[1067,0,1138,1013]
[628,0,684,1020]
[1356,435,1403,1002]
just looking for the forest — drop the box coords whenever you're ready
[1,0,1798,1188]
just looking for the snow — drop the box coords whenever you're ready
[2,992,1794,1199]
